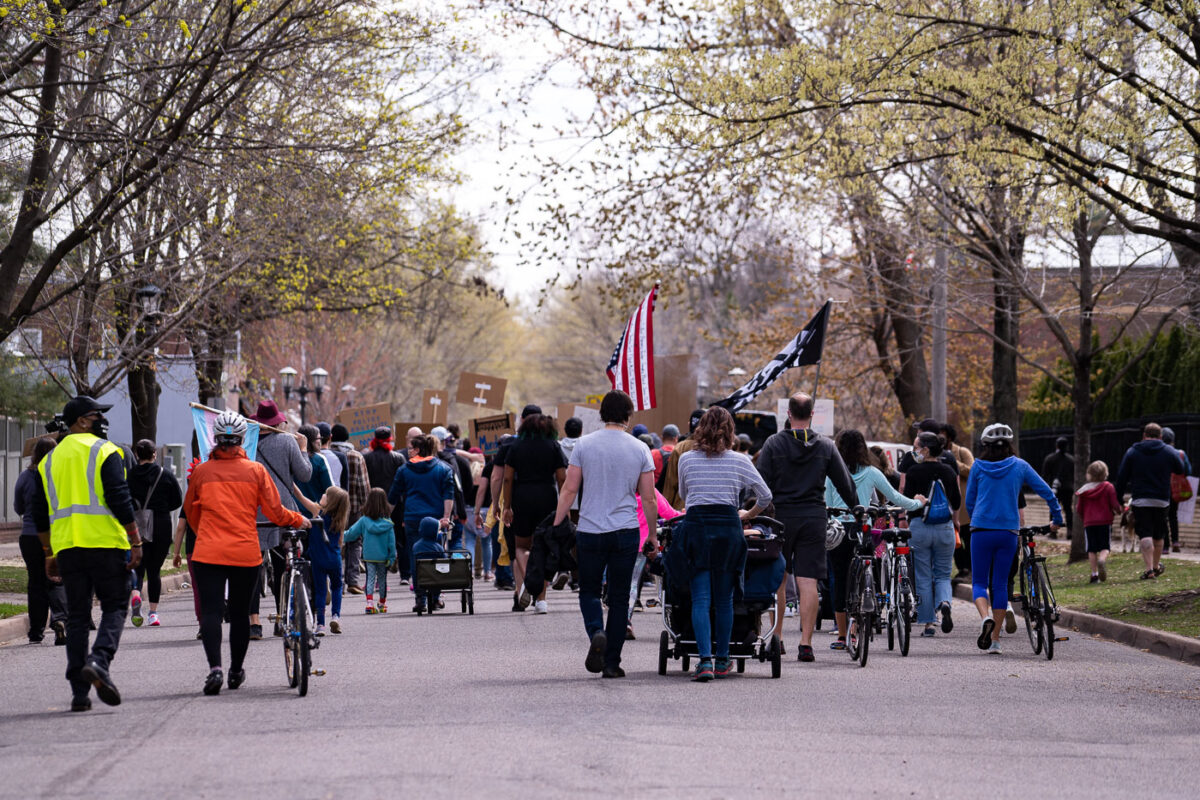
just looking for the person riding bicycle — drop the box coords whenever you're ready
[964,423,1061,655]
[184,411,310,695]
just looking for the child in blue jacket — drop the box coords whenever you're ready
[411,517,446,613]
[344,488,397,613]
[295,485,350,636]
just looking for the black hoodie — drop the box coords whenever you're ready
[756,428,857,516]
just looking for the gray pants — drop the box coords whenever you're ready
[343,539,363,588]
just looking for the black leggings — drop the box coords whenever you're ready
[192,561,259,671]
[134,535,172,604]
[827,537,855,615]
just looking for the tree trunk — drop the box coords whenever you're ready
[991,268,1020,435]
[1069,360,1092,563]
[127,360,160,443]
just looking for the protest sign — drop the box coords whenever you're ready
[812,398,835,436]
[470,413,514,456]
[455,371,507,411]
[573,406,604,435]
[335,403,392,450]
[421,389,448,425]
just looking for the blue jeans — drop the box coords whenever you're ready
[577,528,639,669]
[971,529,1019,611]
[908,518,955,624]
[311,562,342,625]
[364,561,388,601]
[690,568,736,660]
[463,506,492,574]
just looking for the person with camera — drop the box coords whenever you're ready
[32,396,141,711]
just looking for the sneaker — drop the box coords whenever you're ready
[80,659,120,706]
[511,599,524,612]
[227,668,246,690]
[987,640,1003,655]
[633,599,644,612]
[315,624,326,637]
[714,658,732,678]
[378,604,387,614]
[645,597,659,608]
[552,572,570,591]
[784,602,797,618]
[625,625,636,641]
[329,618,341,634]
[585,631,607,673]
[798,644,815,662]
[1098,562,1107,582]
[196,628,203,640]
[28,634,43,644]
[400,578,411,586]
[1004,605,1017,634]
[534,600,548,614]
[203,669,223,696]
[602,666,626,678]
[939,600,953,633]
[692,659,715,682]
[830,638,846,650]
[1089,575,1100,584]
[347,586,364,595]
[365,605,376,614]
[977,618,996,650]
[1172,544,1181,553]
[413,601,427,614]
[51,619,67,646]
[922,626,937,637]
[484,572,495,581]
[70,696,92,712]
[248,624,263,640]
[436,597,445,610]
[518,586,532,610]
[130,593,143,627]
[147,612,161,627]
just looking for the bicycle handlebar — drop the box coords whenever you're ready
[1019,525,1054,538]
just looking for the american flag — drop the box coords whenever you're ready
[606,284,659,411]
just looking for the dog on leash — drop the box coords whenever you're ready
[1118,507,1140,553]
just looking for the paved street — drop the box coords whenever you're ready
[1,581,1197,800]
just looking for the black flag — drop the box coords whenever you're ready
[712,300,831,412]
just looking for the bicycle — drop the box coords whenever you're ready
[270,527,318,696]
[875,506,917,657]
[839,506,876,668]
[1017,525,1060,660]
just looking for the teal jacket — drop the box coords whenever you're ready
[344,516,397,564]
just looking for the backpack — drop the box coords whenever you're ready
[133,466,164,542]
[1171,473,1194,503]
[923,479,953,525]
[654,447,672,491]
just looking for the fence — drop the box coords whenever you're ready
[1020,413,1199,477]
[2,416,51,526]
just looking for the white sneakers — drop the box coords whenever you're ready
[534,600,548,614]
[1004,605,1017,634]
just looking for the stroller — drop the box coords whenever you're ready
[655,516,787,678]
[412,524,475,616]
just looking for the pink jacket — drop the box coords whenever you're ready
[637,489,683,547]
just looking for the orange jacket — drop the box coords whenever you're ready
[184,446,306,567]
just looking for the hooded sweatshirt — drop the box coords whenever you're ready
[1115,438,1185,506]
[411,516,446,559]
[344,515,397,563]
[1075,481,1120,527]
[965,456,1063,532]
[824,465,924,523]
[756,428,857,516]
[388,457,454,518]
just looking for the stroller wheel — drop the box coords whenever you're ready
[658,631,669,676]
[681,654,690,672]
[736,659,746,674]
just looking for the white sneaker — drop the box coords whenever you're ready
[1004,605,1017,634]
[534,600,548,614]
[784,602,797,618]
[987,640,1003,655]
[329,617,341,634]
[315,624,326,636]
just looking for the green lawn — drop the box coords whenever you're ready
[1045,553,1200,638]
[0,563,185,594]
[0,602,28,619]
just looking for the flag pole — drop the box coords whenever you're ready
[811,298,833,398]
[189,401,287,435]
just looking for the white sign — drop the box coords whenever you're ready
[574,406,604,435]
[812,398,835,436]
[776,399,789,434]
[1178,476,1199,526]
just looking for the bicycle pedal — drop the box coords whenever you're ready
[311,668,326,676]
[1054,636,1069,642]
[267,615,279,622]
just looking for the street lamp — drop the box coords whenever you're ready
[135,284,163,333]
[279,365,326,425]
[341,383,357,408]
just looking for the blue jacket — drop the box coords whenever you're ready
[411,517,446,559]
[388,458,453,519]
[966,456,1063,531]
[344,515,396,564]
[1115,439,1185,503]
[306,515,342,571]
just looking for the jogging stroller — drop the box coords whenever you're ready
[655,516,787,678]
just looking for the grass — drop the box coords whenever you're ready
[0,603,28,619]
[0,563,186,594]
[1045,553,1200,638]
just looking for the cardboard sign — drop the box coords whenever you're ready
[573,406,604,435]
[812,398,835,436]
[470,413,514,456]
[335,403,392,450]
[393,422,432,448]
[421,389,448,425]
[455,371,507,411]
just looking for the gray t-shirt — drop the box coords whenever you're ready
[569,429,655,534]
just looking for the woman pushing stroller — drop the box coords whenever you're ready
[676,407,772,682]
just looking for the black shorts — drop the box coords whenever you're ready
[1084,525,1111,553]
[779,515,827,580]
[1132,506,1169,542]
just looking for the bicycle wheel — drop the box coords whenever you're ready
[886,609,896,651]
[1038,565,1056,661]
[283,575,299,688]
[1020,561,1042,655]
[858,572,874,667]
[295,583,312,697]
[897,575,913,657]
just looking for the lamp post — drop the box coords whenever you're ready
[340,383,356,410]
[280,366,327,425]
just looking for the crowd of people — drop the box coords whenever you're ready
[11,390,1194,706]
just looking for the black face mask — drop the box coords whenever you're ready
[90,415,109,439]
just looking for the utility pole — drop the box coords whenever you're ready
[931,242,947,421]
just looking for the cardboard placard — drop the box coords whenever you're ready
[812,398,835,436]
[628,354,699,436]
[455,371,508,411]
[573,406,604,436]
[335,403,393,450]
[470,413,514,456]
[421,389,448,425]
[393,422,432,448]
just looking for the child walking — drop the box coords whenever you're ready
[1075,461,1121,583]
[295,485,349,635]
[344,488,397,614]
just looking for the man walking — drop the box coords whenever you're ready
[1116,423,1185,579]
[553,391,656,678]
[1041,437,1075,540]
[33,396,141,711]
[755,393,857,662]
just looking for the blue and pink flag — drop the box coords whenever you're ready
[191,405,259,462]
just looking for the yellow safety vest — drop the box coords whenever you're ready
[38,433,128,554]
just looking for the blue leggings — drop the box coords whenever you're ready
[970,529,1018,611]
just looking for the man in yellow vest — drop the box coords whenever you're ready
[33,396,141,712]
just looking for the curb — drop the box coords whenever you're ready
[0,571,191,646]
[952,583,1200,667]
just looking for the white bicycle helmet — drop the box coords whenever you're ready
[825,518,847,551]
[980,423,1014,444]
[213,410,248,446]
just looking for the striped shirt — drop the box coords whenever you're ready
[678,449,772,510]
